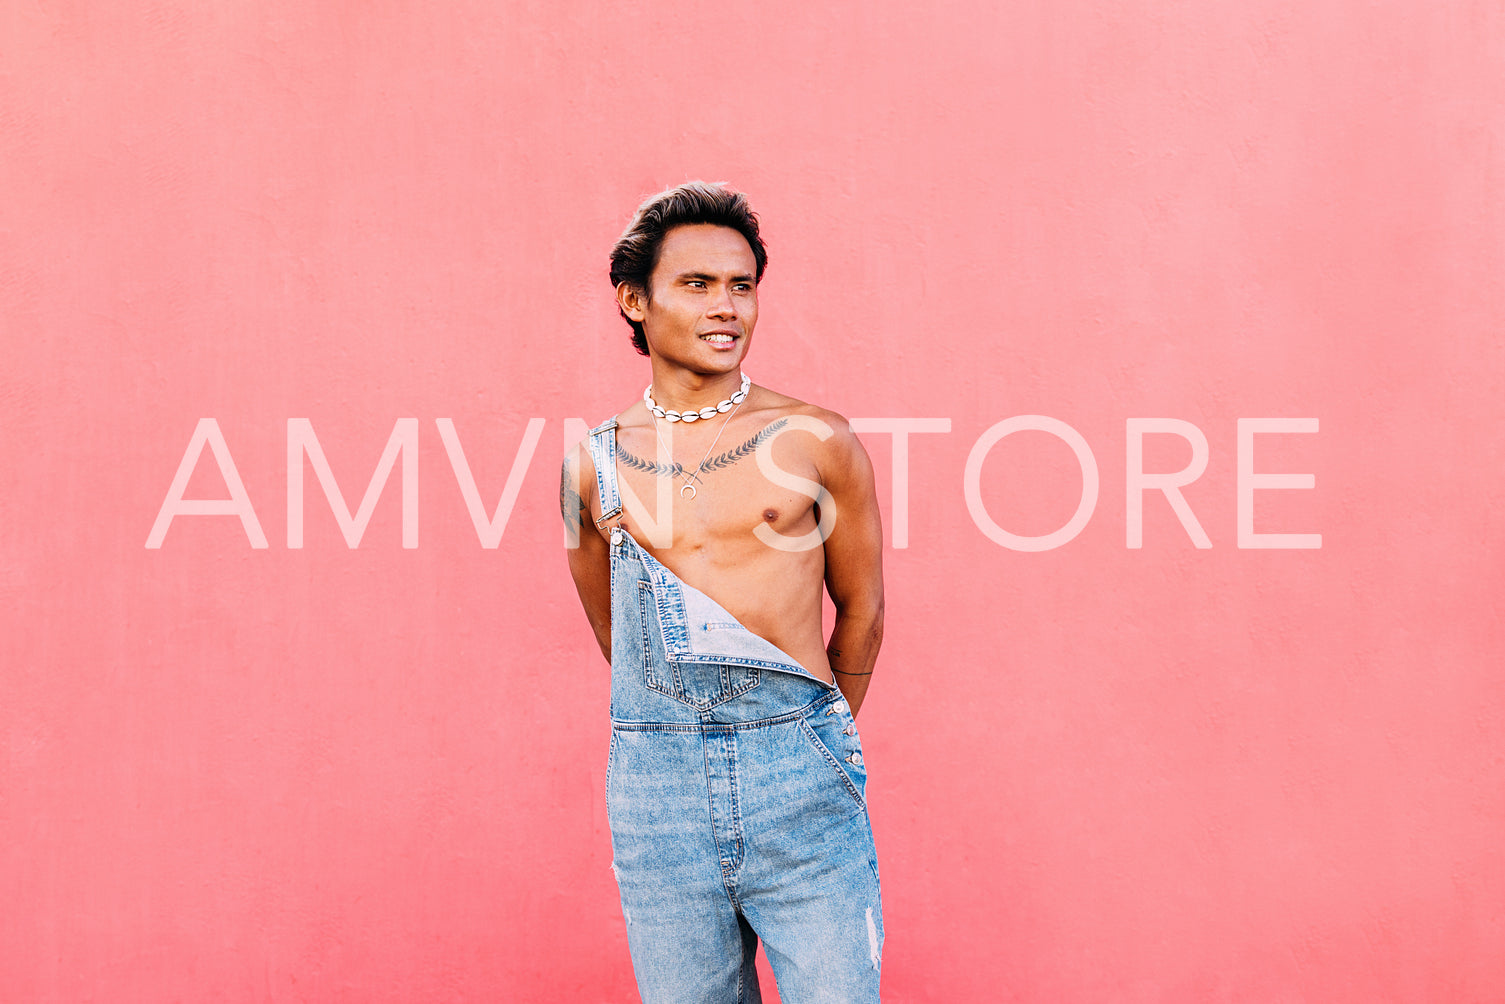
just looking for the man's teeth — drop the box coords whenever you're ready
[701,334,734,342]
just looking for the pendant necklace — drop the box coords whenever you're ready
[648,382,749,500]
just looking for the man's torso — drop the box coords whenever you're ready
[586,389,838,682]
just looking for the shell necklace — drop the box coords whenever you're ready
[643,372,750,423]
[647,378,750,500]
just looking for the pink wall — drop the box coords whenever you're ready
[4,1,1502,1000]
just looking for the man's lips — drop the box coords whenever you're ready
[699,331,739,346]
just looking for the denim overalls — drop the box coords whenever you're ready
[585,417,883,1004]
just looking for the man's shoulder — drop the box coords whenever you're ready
[750,386,854,436]
[748,387,867,474]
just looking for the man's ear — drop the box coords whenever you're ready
[616,281,647,323]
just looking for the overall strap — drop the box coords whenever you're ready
[586,417,623,528]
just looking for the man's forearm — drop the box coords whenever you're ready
[827,606,883,716]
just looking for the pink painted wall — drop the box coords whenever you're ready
[4,1,1502,1000]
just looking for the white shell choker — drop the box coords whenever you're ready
[644,373,751,423]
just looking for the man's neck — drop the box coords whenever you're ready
[647,365,745,414]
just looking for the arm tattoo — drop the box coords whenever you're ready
[618,419,791,479]
[559,459,584,529]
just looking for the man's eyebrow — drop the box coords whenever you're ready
[677,270,756,283]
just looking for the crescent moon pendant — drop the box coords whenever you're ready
[680,483,697,500]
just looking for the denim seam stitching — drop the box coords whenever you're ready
[636,582,657,690]
[604,731,617,804]
[672,655,833,680]
[704,734,744,908]
[727,734,744,867]
[610,691,839,732]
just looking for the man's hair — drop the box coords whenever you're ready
[609,181,768,356]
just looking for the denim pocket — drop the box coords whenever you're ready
[638,583,762,710]
[649,661,763,711]
[798,714,868,810]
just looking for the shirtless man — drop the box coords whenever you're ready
[562,182,885,1002]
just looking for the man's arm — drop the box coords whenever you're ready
[816,416,885,716]
[561,446,612,662]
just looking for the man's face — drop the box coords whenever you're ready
[621,223,759,374]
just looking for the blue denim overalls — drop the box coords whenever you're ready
[585,417,883,1004]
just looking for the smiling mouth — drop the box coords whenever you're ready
[699,333,738,344]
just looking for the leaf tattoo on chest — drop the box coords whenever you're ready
[618,418,791,480]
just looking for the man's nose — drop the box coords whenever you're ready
[706,286,737,318]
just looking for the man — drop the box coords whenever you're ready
[561,181,886,1003]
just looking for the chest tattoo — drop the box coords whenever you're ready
[618,418,791,480]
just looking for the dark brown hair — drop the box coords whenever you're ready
[609,181,768,356]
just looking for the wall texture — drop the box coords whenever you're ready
[3,1,1502,1000]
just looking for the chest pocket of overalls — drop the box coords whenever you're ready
[638,580,761,710]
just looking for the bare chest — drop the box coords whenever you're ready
[605,421,820,553]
